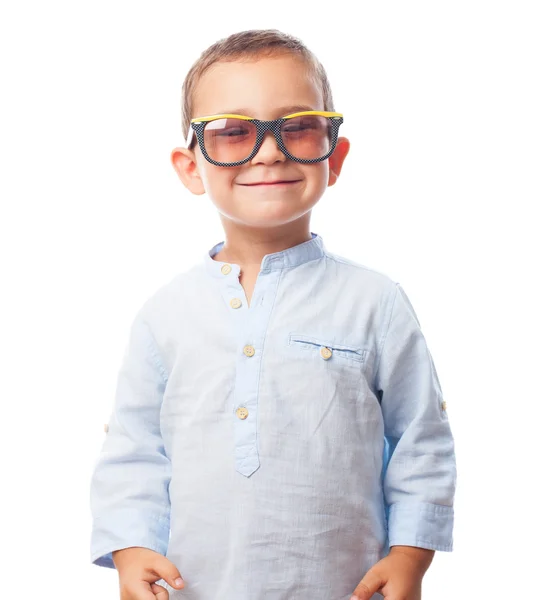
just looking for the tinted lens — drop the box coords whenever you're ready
[281,115,332,160]
[203,118,257,163]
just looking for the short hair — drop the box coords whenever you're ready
[181,29,335,146]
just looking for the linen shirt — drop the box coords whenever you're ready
[89,232,456,599]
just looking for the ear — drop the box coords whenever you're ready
[170,146,206,195]
[327,137,350,187]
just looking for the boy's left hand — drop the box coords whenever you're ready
[349,545,435,600]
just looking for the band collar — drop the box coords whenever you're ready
[203,232,325,278]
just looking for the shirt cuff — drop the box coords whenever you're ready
[387,501,454,552]
[90,509,170,569]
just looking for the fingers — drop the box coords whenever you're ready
[350,568,386,600]
[121,580,164,600]
[115,549,185,600]
[151,582,169,600]
[148,555,185,591]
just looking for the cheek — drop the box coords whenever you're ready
[305,161,327,177]
[302,165,329,192]
[198,160,232,188]
[201,166,242,205]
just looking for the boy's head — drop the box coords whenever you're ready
[171,29,350,231]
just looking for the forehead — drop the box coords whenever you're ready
[192,54,324,120]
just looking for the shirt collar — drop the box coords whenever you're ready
[203,232,326,278]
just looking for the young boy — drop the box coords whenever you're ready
[90,29,456,600]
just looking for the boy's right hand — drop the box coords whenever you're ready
[112,547,185,600]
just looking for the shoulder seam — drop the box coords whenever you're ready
[325,252,394,280]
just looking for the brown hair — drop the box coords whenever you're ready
[181,29,335,145]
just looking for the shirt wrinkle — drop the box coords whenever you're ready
[89,231,456,599]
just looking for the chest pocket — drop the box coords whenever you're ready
[288,332,366,364]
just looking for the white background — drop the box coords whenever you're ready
[1,1,536,598]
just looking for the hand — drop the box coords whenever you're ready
[112,546,185,600]
[349,545,434,600]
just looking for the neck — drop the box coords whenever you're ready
[214,214,313,268]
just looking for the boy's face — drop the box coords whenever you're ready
[171,54,350,229]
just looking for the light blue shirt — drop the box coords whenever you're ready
[89,232,456,599]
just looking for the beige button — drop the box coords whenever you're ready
[243,345,255,357]
[236,406,249,420]
[441,400,447,411]
[320,346,333,360]
[221,264,232,275]
[230,297,242,309]
[103,423,109,433]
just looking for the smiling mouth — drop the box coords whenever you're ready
[240,180,301,187]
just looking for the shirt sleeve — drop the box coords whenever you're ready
[375,283,457,552]
[89,307,171,569]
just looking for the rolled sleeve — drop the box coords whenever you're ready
[89,307,172,569]
[375,283,457,552]
[387,501,454,551]
[91,509,170,568]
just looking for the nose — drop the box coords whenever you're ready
[250,129,285,165]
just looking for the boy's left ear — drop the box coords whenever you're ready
[327,137,350,187]
[170,146,206,195]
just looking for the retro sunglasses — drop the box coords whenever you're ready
[186,111,344,167]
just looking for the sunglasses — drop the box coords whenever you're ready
[186,111,344,167]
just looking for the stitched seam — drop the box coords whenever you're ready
[288,333,366,362]
[389,502,454,515]
[94,511,170,525]
[325,252,392,277]
[290,341,365,363]
[372,282,399,383]
[289,333,365,354]
[143,319,169,384]
[252,268,284,466]
[260,250,325,273]
[415,539,453,551]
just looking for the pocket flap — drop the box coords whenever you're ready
[288,332,366,362]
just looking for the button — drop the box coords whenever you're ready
[243,345,255,357]
[441,400,447,411]
[320,346,332,360]
[236,407,249,420]
[103,423,109,433]
[230,298,242,309]
[221,264,232,275]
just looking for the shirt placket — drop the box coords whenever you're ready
[216,257,282,477]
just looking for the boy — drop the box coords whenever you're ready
[90,29,456,600]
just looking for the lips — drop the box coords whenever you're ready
[240,180,301,186]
